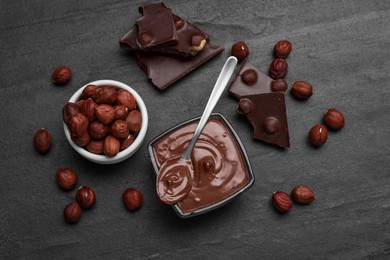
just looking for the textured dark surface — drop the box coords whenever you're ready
[1,0,390,259]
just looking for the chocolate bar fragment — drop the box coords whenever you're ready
[136,43,224,90]
[120,15,209,57]
[228,61,273,100]
[120,25,138,50]
[238,92,290,148]
[136,3,177,50]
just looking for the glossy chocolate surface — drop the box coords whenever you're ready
[151,115,251,213]
[238,92,290,148]
[136,43,224,90]
[228,61,273,99]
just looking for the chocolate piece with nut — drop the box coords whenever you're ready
[120,14,209,57]
[228,61,274,99]
[237,92,290,148]
[135,2,177,50]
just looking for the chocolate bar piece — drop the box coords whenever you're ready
[228,61,273,100]
[120,15,209,57]
[238,92,290,148]
[136,43,224,90]
[120,25,138,50]
[136,3,177,50]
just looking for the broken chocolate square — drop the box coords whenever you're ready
[238,92,290,148]
[120,15,209,57]
[228,61,273,100]
[136,2,177,50]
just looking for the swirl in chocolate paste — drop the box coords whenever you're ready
[156,157,193,204]
[153,117,249,213]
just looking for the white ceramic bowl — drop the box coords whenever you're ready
[63,80,148,164]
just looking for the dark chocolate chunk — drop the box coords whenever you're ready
[228,61,273,100]
[135,43,224,90]
[120,25,138,51]
[238,92,290,148]
[136,3,177,50]
[120,15,209,57]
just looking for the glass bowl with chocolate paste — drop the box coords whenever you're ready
[148,113,254,218]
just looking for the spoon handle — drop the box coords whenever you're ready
[182,56,238,160]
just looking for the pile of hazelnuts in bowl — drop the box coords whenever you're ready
[63,80,148,164]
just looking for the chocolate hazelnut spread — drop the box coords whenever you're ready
[152,115,250,213]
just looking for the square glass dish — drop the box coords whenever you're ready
[148,113,254,218]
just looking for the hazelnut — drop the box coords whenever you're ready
[291,81,313,100]
[103,135,120,157]
[274,40,292,59]
[77,99,85,107]
[52,66,72,85]
[114,105,129,120]
[291,185,315,205]
[237,98,254,115]
[92,85,118,104]
[82,84,97,99]
[174,18,185,30]
[62,102,79,124]
[120,134,135,151]
[69,113,89,138]
[272,191,292,213]
[309,124,328,146]
[88,121,109,140]
[86,139,104,154]
[117,89,136,110]
[33,128,52,153]
[71,131,90,147]
[122,188,143,211]
[269,58,288,79]
[111,120,129,139]
[137,32,153,46]
[63,202,82,224]
[79,98,97,122]
[271,79,288,92]
[56,167,78,190]
[95,104,115,124]
[241,69,258,86]
[76,186,96,209]
[125,110,142,133]
[263,117,281,135]
[191,34,207,52]
[323,108,345,130]
[231,41,249,61]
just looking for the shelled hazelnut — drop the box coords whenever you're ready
[231,41,249,62]
[291,185,315,205]
[122,188,143,211]
[76,186,96,209]
[269,58,288,79]
[272,191,292,213]
[309,124,328,146]
[63,202,82,224]
[323,108,345,130]
[33,128,52,154]
[56,167,78,190]
[291,81,313,100]
[52,66,72,85]
[274,40,292,59]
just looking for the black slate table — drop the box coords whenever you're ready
[1,0,390,259]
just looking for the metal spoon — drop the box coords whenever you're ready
[156,56,238,205]
[182,56,238,160]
